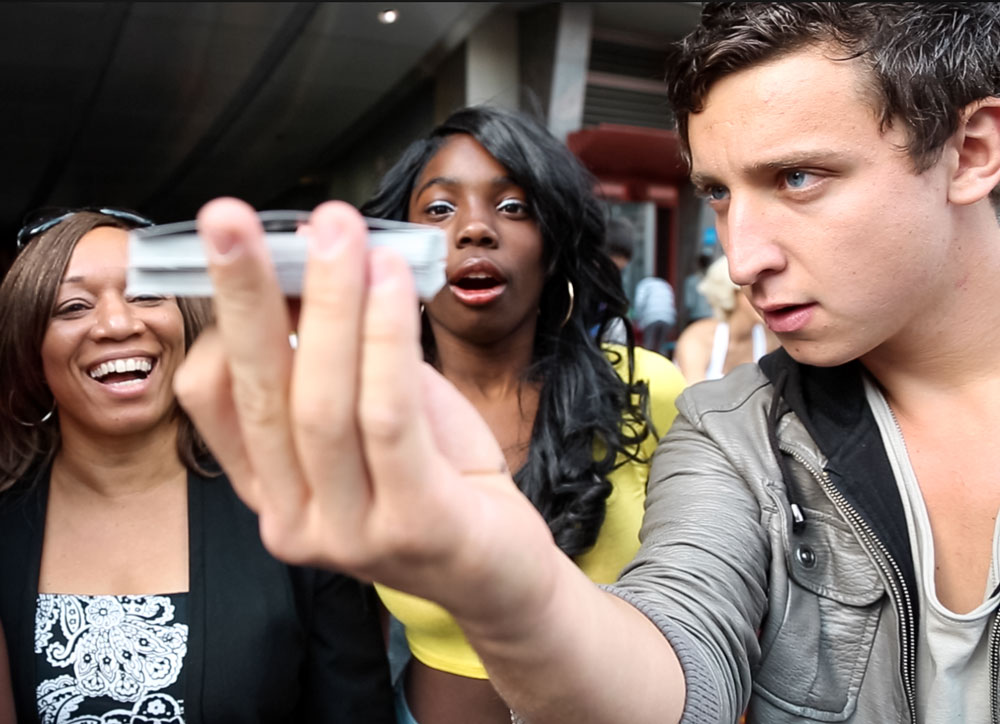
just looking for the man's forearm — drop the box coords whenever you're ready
[458,551,686,724]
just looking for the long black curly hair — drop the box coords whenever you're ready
[361,106,654,557]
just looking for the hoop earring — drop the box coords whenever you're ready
[8,391,55,427]
[560,279,575,328]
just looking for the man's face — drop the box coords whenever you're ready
[688,45,955,368]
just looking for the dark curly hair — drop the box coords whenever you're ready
[666,2,1000,204]
[362,106,653,557]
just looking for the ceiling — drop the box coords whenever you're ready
[0,2,699,271]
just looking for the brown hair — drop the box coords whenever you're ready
[665,2,1000,204]
[0,211,215,490]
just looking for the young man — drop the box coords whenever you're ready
[175,3,1000,723]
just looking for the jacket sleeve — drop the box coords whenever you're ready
[607,387,772,724]
[292,569,395,723]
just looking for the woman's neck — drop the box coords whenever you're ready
[431,326,537,402]
[52,421,185,499]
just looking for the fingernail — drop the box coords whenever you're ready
[205,228,243,262]
[309,217,345,259]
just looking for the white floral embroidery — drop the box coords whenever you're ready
[35,594,187,724]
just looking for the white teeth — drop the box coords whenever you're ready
[88,357,154,381]
[107,378,145,389]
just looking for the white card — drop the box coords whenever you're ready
[127,210,447,300]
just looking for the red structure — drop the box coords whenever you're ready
[567,124,690,292]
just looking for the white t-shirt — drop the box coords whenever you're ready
[865,377,1000,724]
[633,277,676,329]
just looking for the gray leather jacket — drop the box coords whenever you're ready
[610,350,1000,724]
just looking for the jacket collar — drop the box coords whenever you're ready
[759,348,918,605]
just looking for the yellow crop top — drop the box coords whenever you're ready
[376,345,686,678]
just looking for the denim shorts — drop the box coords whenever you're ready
[393,674,420,724]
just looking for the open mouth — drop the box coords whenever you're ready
[760,303,816,334]
[452,272,503,292]
[448,259,508,306]
[87,357,155,387]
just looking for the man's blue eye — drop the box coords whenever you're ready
[709,186,728,201]
[786,171,808,188]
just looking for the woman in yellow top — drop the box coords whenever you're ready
[362,106,686,724]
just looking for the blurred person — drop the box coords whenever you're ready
[171,3,1000,723]
[0,210,393,723]
[603,217,676,355]
[673,255,778,383]
[359,106,686,724]
[599,217,633,346]
[682,248,714,325]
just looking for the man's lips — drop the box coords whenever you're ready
[759,303,816,333]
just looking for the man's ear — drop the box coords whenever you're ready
[948,98,1000,206]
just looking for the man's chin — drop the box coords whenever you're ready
[780,340,861,369]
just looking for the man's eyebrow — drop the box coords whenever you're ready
[690,151,848,188]
[689,170,721,189]
[746,151,846,174]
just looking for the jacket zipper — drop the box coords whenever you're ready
[781,444,918,721]
[989,612,1000,724]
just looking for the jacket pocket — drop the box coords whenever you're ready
[753,506,886,721]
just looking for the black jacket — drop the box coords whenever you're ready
[0,467,394,723]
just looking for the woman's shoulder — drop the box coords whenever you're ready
[601,343,685,389]
[677,317,718,345]
[601,344,686,434]
[0,466,48,518]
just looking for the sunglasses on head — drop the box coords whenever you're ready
[16,207,154,250]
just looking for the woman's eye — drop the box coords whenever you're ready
[497,199,530,216]
[128,295,165,305]
[53,302,89,317]
[425,201,455,217]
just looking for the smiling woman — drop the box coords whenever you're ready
[39,226,189,447]
[0,210,394,723]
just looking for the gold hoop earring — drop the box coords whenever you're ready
[560,279,575,328]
